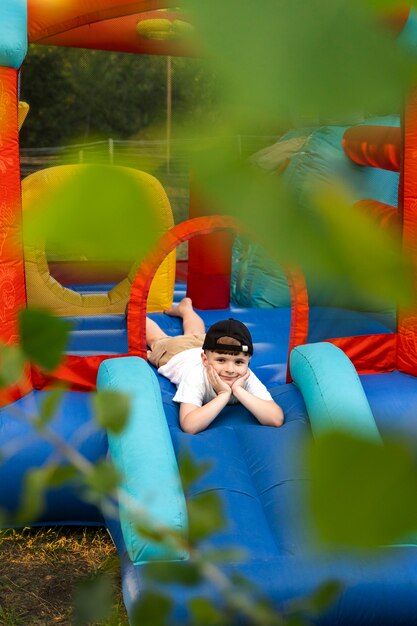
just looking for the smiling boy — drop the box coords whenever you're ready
[146,298,284,434]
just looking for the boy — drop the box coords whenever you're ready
[146,298,284,434]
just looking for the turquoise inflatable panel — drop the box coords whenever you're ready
[398,8,417,57]
[232,117,400,312]
[290,342,382,442]
[97,357,188,564]
[0,0,27,69]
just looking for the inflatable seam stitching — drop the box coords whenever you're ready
[102,361,141,556]
[292,347,334,427]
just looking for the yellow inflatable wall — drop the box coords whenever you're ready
[22,165,175,315]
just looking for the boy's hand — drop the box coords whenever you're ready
[207,365,232,397]
[231,371,250,395]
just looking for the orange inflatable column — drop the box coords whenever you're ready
[342,125,401,172]
[0,67,27,346]
[187,181,233,310]
[398,87,417,375]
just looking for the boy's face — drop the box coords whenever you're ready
[201,351,251,388]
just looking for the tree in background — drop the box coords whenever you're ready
[19,46,75,147]
[19,45,221,148]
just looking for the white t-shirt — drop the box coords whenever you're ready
[158,348,273,407]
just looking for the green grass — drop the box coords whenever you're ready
[0,605,26,626]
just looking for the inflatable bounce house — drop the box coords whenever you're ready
[3,1,417,624]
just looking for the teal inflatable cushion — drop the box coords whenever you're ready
[397,8,417,57]
[232,117,399,312]
[231,237,290,307]
[290,342,381,442]
[97,357,188,564]
[0,0,27,69]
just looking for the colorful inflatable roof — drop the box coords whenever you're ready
[3,1,417,70]
[0,1,197,69]
[28,0,195,57]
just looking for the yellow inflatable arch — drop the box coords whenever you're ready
[22,164,176,316]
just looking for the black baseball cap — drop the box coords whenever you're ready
[202,318,253,355]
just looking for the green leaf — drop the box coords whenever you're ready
[286,616,311,626]
[15,465,78,524]
[19,309,72,371]
[93,390,131,434]
[0,345,25,388]
[34,386,66,428]
[189,597,226,626]
[248,597,285,626]
[308,432,417,548]
[144,561,203,587]
[188,491,226,543]
[97,554,123,576]
[229,573,256,594]
[84,460,122,498]
[72,574,115,626]
[23,165,161,264]
[189,0,413,125]
[304,189,412,308]
[287,579,343,620]
[0,508,9,527]
[191,146,413,308]
[131,591,173,626]
[178,451,213,493]
[132,521,166,544]
[181,0,416,311]
[364,0,407,9]
[16,468,49,524]
[131,521,187,560]
[203,547,247,564]
[307,580,343,616]
[47,465,78,488]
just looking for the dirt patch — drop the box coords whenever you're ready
[0,526,128,626]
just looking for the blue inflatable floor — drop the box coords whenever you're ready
[105,364,417,625]
[66,302,395,386]
[2,300,417,625]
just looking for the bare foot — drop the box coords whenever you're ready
[164,297,193,317]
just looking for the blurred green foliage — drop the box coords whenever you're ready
[187,491,226,543]
[16,467,51,525]
[144,561,203,587]
[22,1,417,305]
[178,0,417,306]
[94,390,131,434]
[190,146,413,306]
[19,309,72,371]
[23,164,162,263]
[83,460,122,502]
[36,386,66,428]
[130,591,173,626]
[188,0,413,126]
[285,580,343,626]
[366,0,416,9]
[72,574,116,626]
[8,2,417,624]
[188,597,226,626]
[0,345,25,387]
[308,431,417,548]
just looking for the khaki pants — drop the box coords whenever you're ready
[148,333,206,368]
